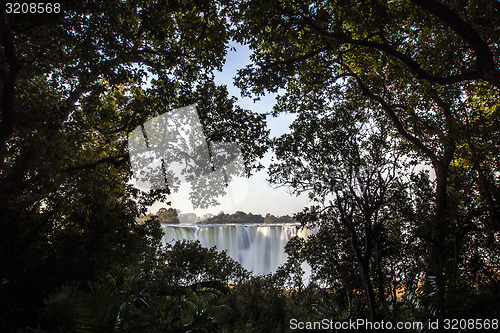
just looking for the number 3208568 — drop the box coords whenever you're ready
[5,3,60,14]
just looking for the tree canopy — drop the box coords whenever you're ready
[1,0,499,331]
[0,1,269,329]
[232,0,500,314]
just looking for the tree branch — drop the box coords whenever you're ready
[260,46,330,69]
[65,153,129,172]
[410,0,500,87]
[297,10,499,87]
[345,70,439,166]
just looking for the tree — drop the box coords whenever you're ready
[232,0,499,309]
[0,1,269,329]
[269,106,423,320]
[157,208,180,224]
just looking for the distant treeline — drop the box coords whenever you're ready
[139,208,297,224]
[199,211,297,224]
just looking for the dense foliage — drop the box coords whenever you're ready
[0,0,498,332]
[0,0,268,330]
[199,211,296,224]
[232,0,500,322]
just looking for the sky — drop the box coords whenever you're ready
[147,43,310,217]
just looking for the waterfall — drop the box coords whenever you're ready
[162,223,311,275]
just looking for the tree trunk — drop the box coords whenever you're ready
[427,159,451,314]
[350,226,378,322]
[374,240,387,313]
[469,141,500,229]
[358,255,378,322]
